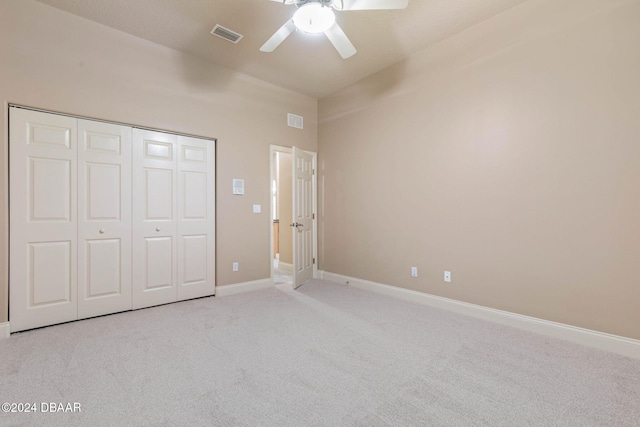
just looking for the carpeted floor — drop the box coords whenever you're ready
[1,279,639,426]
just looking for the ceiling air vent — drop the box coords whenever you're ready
[288,113,303,129]
[210,24,243,44]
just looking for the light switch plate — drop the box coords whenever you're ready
[444,271,451,283]
[252,204,261,213]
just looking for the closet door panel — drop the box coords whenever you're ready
[183,235,207,284]
[77,119,132,319]
[30,158,72,221]
[133,129,178,309]
[29,241,73,305]
[9,108,78,332]
[145,168,173,219]
[85,239,121,296]
[144,236,174,288]
[177,135,215,301]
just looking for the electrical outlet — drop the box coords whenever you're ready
[232,262,239,272]
[411,266,418,278]
[444,271,451,283]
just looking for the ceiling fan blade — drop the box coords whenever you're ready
[324,23,357,59]
[260,20,296,52]
[268,0,296,4]
[335,0,408,11]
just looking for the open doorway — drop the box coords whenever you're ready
[271,147,293,285]
[271,145,318,289]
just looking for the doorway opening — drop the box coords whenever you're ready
[270,145,318,289]
[271,147,293,285]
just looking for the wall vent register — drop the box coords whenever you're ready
[287,113,303,129]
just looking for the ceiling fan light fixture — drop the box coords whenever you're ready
[292,3,336,34]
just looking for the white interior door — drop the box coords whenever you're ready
[132,129,178,309]
[176,135,215,300]
[77,119,132,319]
[9,108,78,332]
[292,147,315,289]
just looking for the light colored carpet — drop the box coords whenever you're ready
[1,279,639,426]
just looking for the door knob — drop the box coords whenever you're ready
[156,227,161,232]
[99,229,105,234]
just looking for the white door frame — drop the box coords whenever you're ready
[269,145,317,286]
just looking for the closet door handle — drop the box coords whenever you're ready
[156,227,161,232]
[99,229,105,234]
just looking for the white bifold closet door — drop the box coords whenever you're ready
[9,109,79,331]
[10,107,215,332]
[176,135,216,301]
[132,129,215,309]
[9,109,132,331]
[77,119,132,319]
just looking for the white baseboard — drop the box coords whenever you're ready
[277,262,293,272]
[320,271,640,359]
[0,322,10,338]
[216,278,273,297]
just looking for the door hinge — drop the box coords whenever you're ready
[313,258,316,264]
[312,213,315,220]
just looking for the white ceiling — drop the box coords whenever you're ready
[35,0,528,99]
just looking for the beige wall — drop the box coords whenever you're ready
[318,0,640,340]
[0,0,317,323]
[277,153,293,265]
[4,0,639,342]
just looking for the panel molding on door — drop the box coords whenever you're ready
[9,108,78,332]
[77,119,132,319]
[132,129,178,309]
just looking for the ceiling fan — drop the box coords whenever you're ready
[260,0,409,59]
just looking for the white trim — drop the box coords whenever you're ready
[0,322,10,338]
[215,279,273,297]
[3,102,9,336]
[278,262,293,272]
[321,271,640,359]
[310,150,318,282]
